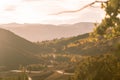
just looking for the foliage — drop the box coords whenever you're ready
[72,54,120,80]
[36,33,89,54]
[27,64,47,71]
[92,0,120,39]
[36,32,120,55]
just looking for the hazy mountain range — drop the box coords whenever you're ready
[0,23,117,69]
[0,22,95,42]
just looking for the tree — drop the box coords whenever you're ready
[94,0,120,39]
[52,0,120,39]
[72,54,120,80]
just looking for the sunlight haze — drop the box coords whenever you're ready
[0,0,105,24]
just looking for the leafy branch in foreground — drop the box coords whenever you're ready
[72,54,120,80]
[92,0,120,39]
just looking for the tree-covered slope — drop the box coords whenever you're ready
[37,32,120,55]
[37,33,89,54]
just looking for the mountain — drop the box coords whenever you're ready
[0,22,95,42]
[0,28,40,69]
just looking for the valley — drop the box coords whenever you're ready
[0,27,85,80]
[0,26,120,80]
[0,0,120,80]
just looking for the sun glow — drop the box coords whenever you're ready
[0,0,105,24]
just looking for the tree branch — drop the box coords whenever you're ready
[51,0,107,15]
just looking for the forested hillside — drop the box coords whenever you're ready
[36,33,89,54]
[36,33,120,55]
[71,0,120,80]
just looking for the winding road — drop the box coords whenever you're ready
[28,77,32,80]
[56,70,74,75]
[10,70,32,80]
[10,69,74,80]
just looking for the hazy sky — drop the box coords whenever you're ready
[0,0,105,24]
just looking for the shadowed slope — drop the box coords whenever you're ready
[0,28,40,69]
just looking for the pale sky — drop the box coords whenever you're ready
[0,0,106,24]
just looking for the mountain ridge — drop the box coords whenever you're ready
[0,22,95,42]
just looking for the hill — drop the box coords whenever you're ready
[0,22,94,41]
[37,33,89,53]
[37,33,120,55]
[0,28,40,69]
